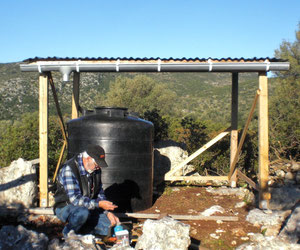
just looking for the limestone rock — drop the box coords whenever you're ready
[0,158,38,209]
[236,233,300,250]
[275,169,286,178]
[48,231,99,250]
[154,141,189,187]
[285,172,294,180]
[200,205,225,216]
[231,227,246,237]
[279,203,300,244]
[111,244,134,250]
[135,216,190,250]
[246,208,288,226]
[235,201,247,208]
[261,224,282,236]
[205,186,255,203]
[269,187,300,210]
[291,161,300,172]
[0,225,48,249]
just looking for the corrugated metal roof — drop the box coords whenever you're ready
[23,56,287,63]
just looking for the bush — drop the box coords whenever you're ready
[0,112,65,177]
[142,109,169,142]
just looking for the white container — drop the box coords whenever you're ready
[115,229,129,246]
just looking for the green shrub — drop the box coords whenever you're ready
[0,112,65,177]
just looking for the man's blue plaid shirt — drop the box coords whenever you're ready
[58,153,106,209]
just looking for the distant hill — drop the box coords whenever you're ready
[0,62,278,125]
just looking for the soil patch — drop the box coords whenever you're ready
[139,186,260,249]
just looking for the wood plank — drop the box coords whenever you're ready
[230,72,239,187]
[165,129,230,177]
[19,208,238,221]
[30,158,40,165]
[72,72,80,119]
[228,90,260,179]
[52,140,67,182]
[122,213,238,221]
[258,72,270,209]
[39,74,49,207]
[237,170,259,191]
[165,176,228,181]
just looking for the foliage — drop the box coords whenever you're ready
[98,75,178,116]
[270,23,300,160]
[176,117,208,153]
[142,109,169,142]
[0,112,65,177]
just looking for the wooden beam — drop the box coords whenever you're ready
[237,170,259,191]
[165,175,228,181]
[48,73,67,141]
[39,74,49,207]
[52,140,67,182]
[117,213,238,222]
[72,72,80,119]
[228,90,260,179]
[230,72,239,187]
[165,129,230,177]
[258,72,270,209]
[14,208,238,221]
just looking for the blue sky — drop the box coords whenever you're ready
[0,0,299,63]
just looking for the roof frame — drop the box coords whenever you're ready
[20,58,289,81]
[20,57,290,210]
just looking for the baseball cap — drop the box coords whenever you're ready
[86,144,108,168]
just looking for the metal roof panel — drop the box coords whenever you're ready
[22,56,287,63]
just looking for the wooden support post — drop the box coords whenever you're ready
[39,74,49,207]
[72,72,80,119]
[228,90,260,179]
[230,72,238,187]
[258,72,270,209]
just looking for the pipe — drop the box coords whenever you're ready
[59,66,72,82]
[20,61,290,76]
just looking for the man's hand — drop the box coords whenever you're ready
[106,212,120,226]
[98,200,118,210]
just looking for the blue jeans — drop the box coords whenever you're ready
[55,204,111,237]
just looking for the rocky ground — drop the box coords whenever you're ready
[0,158,299,249]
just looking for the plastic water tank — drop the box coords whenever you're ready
[67,107,154,212]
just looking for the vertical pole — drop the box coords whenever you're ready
[258,72,270,209]
[39,74,49,207]
[230,72,238,187]
[72,72,80,119]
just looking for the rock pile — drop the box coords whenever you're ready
[49,231,100,250]
[269,161,300,187]
[268,161,300,210]
[0,225,48,249]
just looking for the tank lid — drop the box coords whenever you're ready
[94,107,128,118]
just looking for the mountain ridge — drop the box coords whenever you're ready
[0,62,278,125]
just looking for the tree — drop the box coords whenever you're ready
[0,112,65,176]
[98,75,178,116]
[269,23,300,160]
[142,109,169,142]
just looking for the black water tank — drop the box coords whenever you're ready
[67,107,154,212]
